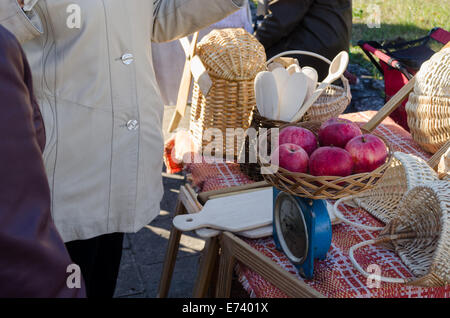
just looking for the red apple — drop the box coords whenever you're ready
[279,126,318,155]
[271,143,309,173]
[318,118,362,148]
[345,134,388,173]
[309,146,353,177]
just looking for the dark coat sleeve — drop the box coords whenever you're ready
[0,26,85,298]
[255,0,315,50]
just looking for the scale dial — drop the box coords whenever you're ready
[274,192,309,264]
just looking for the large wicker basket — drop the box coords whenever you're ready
[257,122,393,200]
[189,28,266,158]
[349,180,450,287]
[414,48,450,98]
[405,48,450,154]
[406,93,450,153]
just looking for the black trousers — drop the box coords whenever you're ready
[65,232,124,298]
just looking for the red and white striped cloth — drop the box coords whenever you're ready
[167,111,450,298]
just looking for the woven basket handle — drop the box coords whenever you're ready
[362,78,416,132]
[333,196,385,231]
[349,236,409,284]
[266,50,351,99]
[428,140,450,171]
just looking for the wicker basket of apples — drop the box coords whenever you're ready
[257,118,393,200]
[239,50,351,181]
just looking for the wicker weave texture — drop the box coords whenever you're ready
[349,152,439,224]
[379,181,450,286]
[302,83,351,123]
[438,147,450,180]
[414,48,450,98]
[238,109,286,181]
[195,28,266,81]
[239,67,351,181]
[406,93,450,153]
[266,51,352,124]
[189,28,266,157]
[258,122,393,200]
[239,113,323,181]
[406,48,450,154]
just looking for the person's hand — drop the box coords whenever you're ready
[17,0,25,8]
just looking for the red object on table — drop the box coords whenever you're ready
[165,111,450,298]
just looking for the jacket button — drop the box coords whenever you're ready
[121,53,134,65]
[126,119,139,131]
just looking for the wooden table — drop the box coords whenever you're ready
[157,184,323,298]
[157,183,222,298]
[157,123,450,298]
[157,74,449,298]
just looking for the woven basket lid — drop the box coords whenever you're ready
[414,48,450,98]
[380,180,450,286]
[196,28,267,81]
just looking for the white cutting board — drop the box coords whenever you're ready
[173,187,273,232]
[194,202,339,238]
[195,225,273,239]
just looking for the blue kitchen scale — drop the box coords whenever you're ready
[272,187,332,279]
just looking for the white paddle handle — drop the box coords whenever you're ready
[290,82,329,122]
[173,213,272,233]
[173,214,205,231]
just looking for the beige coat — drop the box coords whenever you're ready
[0,0,243,242]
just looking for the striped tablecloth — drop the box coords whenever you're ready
[172,111,450,298]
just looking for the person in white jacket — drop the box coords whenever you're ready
[1,0,244,297]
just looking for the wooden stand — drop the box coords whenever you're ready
[157,185,220,298]
[158,43,450,298]
[216,232,323,298]
[157,69,417,297]
[157,184,323,298]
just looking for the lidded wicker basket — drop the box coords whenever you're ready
[414,48,450,97]
[406,93,450,153]
[406,48,450,154]
[190,28,267,158]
